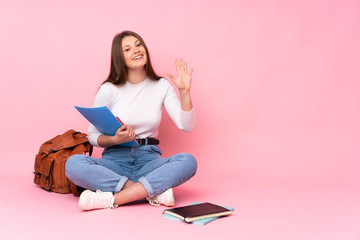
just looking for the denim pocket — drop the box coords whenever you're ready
[147,145,162,155]
[102,145,127,157]
[102,147,111,155]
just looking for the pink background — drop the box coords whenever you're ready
[1,0,359,239]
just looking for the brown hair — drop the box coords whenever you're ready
[102,31,161,86]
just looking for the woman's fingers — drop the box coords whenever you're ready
[168,58,193,91]
[189,68,193,76]
[179,58,183,71]
[128,126,135,139]
[176,58,190,73]
[124,125,133,136]
[167,73,175,81]
[118,125,135,139]
[175,59,180,72]
[118,124,127,132]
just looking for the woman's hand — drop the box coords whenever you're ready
[167,58,194,111]
[97,124,135,148]
[111,124,136,145]
[167,58,193,93]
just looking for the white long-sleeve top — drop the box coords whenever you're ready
[88,77,195,147]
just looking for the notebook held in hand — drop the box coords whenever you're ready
[74,106,138,147]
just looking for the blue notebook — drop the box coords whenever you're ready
[75,106,139,147]
[163,202,234,225]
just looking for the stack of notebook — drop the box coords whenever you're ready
[163,202,234,225]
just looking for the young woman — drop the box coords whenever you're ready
[65,31,197,211]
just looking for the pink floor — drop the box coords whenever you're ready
[1,0,360,239]
[1,172,359,240]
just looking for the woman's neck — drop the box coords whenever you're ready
[127,68,147,84]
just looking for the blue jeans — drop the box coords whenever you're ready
[65,145,197,198]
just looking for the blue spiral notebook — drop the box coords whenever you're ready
[75,106,139,147]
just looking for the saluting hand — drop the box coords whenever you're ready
[167,58,193,93]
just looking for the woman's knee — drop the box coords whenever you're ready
[65,154,87,176]
[178,153,198,174]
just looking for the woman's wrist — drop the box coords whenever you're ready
[179,89,190,97]
[98,134,120,148]
[110,135,119,145]
[179,90,193,111]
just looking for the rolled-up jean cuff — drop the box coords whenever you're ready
[115,176,129,193]
[139,177,154,198]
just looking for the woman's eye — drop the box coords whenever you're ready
[124,48,130,52]
[136,43,142,47]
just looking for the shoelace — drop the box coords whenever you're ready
[94,190,117,209]
[147,189,174,206]
[148,199,160,206]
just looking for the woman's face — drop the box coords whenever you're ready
[121,35,147,70]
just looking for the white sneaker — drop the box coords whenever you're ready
[79,190,117,211]
[147,188,175,207]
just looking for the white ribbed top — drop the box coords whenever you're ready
[88,78,195,147]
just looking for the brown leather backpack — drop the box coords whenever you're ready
[33,129,93,196]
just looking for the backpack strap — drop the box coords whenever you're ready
[52,130,89,150]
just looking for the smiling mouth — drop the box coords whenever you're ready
[133,55,143,60]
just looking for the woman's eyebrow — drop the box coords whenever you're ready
[122,40,140,49]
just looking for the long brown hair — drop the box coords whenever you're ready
[102,31,161,86]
